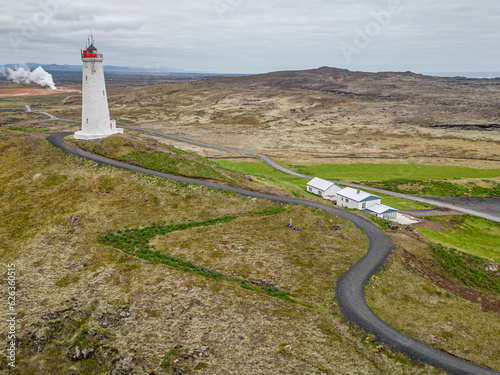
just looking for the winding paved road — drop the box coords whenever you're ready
[47,132,499,375]
[120,126,500,223]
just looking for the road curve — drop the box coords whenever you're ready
[47,132,498,375]
[119,126,500,222]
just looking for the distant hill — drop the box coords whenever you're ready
[213,66,500,99]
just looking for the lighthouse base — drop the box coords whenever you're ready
[74,120,123,140]
[74,128,123,140]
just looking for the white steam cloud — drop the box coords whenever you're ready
[0,66,57,90]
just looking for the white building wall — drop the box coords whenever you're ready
[307,185,324,196]
[337,196,381,210]
[337,195,361,209]
[75,57,122,140]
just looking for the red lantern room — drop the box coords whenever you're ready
[81,35,103,59]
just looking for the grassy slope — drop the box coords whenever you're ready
[72,134,304,199]
[0,130,445,374]
[419,215,500,261]
[217,159,308,197]
[74,134,237,182]
[366,251,500,372]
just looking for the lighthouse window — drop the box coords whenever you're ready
[85,76,87,82]
[86,118,88,124]
[103,91,105,96]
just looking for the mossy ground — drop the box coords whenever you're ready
[0,131,445,374]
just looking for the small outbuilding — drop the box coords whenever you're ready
[306,177,342,200]
[336,187,381,210]
[363,203,398,220]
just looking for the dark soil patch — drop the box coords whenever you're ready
[429,124,500,131]
[399,249,500,314]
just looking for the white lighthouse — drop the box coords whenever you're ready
[74,36,122,140]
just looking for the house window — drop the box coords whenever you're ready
[362,202,366,209]
[319,191,323,196]
[309,187,312,192]
[346,199,349,203]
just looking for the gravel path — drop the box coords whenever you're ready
[47,132,499,375]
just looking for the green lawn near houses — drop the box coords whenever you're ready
[294,163,500,182]
[372,192,431,210]
[217,160,431,210]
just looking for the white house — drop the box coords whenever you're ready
[336,187,382,210]
[306,178,342,200]
[363,203,398,220]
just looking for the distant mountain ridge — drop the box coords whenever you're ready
[1,63,188,74]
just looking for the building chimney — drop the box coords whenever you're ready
[357,189,360,194]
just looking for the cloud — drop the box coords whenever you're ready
[1,0,499,73]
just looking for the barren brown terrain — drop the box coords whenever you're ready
[103,67,500,165]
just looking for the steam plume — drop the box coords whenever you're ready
[0,66,57,90]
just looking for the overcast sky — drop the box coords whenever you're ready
[1,0,499,74]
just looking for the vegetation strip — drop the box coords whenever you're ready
[419,215,500,261]
[432,245,500,293]
[97,210,299,303]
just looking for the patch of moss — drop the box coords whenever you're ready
[45,173,68,186]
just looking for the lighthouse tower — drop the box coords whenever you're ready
[74,36,123,140]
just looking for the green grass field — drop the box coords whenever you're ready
[295,163,500,182]
[217,159,307,195]
[372,192,431,210]
[419,215,500,261]
[218,160,431,209]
